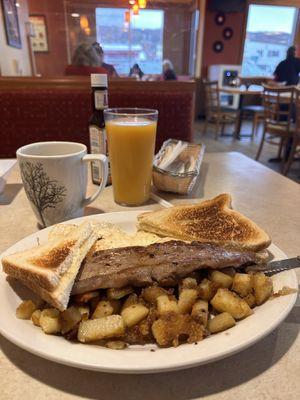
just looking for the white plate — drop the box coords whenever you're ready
[0,211,297,374]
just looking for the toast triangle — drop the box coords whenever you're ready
[138,194,271,251]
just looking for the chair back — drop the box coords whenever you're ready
[295,87,300,137]
[203,80,220,113]
[262,84,294,134]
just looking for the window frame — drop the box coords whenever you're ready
[240,1,300,77]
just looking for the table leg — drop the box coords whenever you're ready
[235,94,244,140]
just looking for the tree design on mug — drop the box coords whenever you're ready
[20,161,66,227]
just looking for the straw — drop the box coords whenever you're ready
[150,192,174,208]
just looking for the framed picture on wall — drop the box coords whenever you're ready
[1,0,22,48]
[29,15,49,52]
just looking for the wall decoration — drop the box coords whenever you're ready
[215,12,225,26]
[223,27,233,40]
[1,0,22,48]
[29,15,49,52]
[213,41,224,53]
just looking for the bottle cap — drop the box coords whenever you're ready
[91,74,108,87]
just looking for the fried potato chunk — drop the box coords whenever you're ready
[208,312,236,333]
[198,279,217,301]
[92,300,120,319]
[211,288,251,320]
[39,309,61,334]
[106,340,127,350]
[232,273,252,297]
[61,306,82,334]
[125,308,157,345]
[121,293,138,311]
[31,309,42,326]
[211,271,233,289]
[191,300,209,327]
[157,295,179,316]
[78,315,125,343]
[141,286,169,305]
[121,304,149,327]
[152,314,204,347]
[252,273,273,305]
[178,289,198,314]
[16,300,37,320]
[244,293,256,308]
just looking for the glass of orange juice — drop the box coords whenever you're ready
[104,108,158,206]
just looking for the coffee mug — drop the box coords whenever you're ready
[17,141,108,227]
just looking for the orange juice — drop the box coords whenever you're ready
[106,118,157,205]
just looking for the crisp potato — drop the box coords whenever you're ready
[77,306,90,320]
[198,279,216,301]
[191,300,209,327]
[16,300,37,319]
[244,293,256,308]
[208,312,236,333]
[106,340,127,350]
[210,288,251,319]
[178,288,198,314]
[121,304,149,327]
[78,315,125,343]
[92,300,120,319]
[107,287,133,300]
[152,314,204,346]
[141,286,168,304]
[31,309,42,326]
[121,293,138,311]
[232,273,252,297]
[252,273,273,305]
[179,278,198,293]
[61,306,82,334]
[211,271,233,289]
[157,295,178,315]
[40,309,61,334]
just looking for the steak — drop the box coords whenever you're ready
[72,241,259,294]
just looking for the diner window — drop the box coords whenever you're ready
[96,8,164,75]
[241,4,298,76]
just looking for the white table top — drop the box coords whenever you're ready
[0,152,299,400]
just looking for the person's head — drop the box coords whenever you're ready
[71,43,101,67]
[286,46,296,59]
[162,59,174,72]
[92,42,104,65]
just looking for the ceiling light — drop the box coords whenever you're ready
[71,13,80,18]
[15,2,20,7]
[129,0,135,5]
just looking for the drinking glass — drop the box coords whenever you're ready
[104,108,158,206]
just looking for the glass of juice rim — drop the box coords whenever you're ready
[104,108,158,207]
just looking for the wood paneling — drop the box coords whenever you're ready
[28,0,68,76]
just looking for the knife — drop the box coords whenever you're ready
[245,256,300,276]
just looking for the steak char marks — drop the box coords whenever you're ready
[72,241,259,294]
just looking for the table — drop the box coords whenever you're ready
[0,152,299,400]
[220,86,264,139]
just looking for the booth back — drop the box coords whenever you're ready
[0,78,196,158]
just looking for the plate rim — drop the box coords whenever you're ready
[0,211,298,374]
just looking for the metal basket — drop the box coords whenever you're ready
[153,139,205,194]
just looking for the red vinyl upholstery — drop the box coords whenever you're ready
[0,88,194,158]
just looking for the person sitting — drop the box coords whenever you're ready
[274,46,300,86]
[65,43,107,76]
[162,59,177,81]
[129,63,144,79]
[92,42,119,78]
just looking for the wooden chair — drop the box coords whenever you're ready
[239,76,264,140]
[255,85,295,169]
[283,87,300,176]
[202,80,239,140]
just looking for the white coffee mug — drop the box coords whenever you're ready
[17,141,108,227]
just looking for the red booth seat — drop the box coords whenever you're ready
[0,81,195,158]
